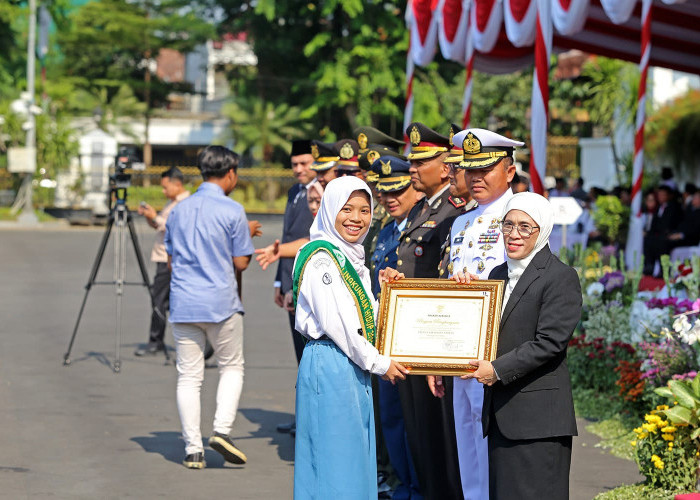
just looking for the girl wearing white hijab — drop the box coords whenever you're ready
[292,176,408,499]
[464,192,582,500]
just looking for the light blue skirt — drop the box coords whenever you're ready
[294,339,377,500]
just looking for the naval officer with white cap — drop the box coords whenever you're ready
[428,128,524,500]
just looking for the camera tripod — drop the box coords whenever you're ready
[63,185,170,372]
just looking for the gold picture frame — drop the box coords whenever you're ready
[376,278,504,375]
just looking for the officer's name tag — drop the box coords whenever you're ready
[453,237,464,244]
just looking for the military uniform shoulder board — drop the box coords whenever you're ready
[448,196,466,208]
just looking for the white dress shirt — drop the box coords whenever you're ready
[295,251,390,376]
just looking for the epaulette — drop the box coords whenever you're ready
[448,196,466,208]
[464,199,478,213]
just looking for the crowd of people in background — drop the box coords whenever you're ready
[519,167,700,277]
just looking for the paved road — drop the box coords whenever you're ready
[0,217,641,499]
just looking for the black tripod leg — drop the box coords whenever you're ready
[126,213,151,287]
[64,215,114,365]
[126,215,171,362]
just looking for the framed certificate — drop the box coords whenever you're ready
[376,279,505,375]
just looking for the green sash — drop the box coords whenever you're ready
[292,240,376,346]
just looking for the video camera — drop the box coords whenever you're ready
[111,146,139,189]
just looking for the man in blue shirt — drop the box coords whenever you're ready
[165,145,255,470]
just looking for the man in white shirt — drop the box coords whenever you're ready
[135,167,190,356]
[429,128,523,500]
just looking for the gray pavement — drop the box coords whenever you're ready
[0,217,642,499]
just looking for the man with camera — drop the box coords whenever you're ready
[135,167,190,356]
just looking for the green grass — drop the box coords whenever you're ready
[574,388,626,421]
[594,484,692,499]
[586,418,637,461]
[0,207,56,222]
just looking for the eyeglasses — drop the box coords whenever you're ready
[500,221,540,237]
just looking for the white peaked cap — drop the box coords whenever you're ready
[452,128,524,150]
[452,128,525,169]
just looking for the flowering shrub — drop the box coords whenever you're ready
[587,282,605,297]
[582,301,636,344]
[615,360,645,402]
[628,300,671,342]
[585,250,601,268]
[631,406,697,491]
[569,336,637,393]
[639,339,694,389]
[600,271,625,293]
[673,313,700,345]
[646,297,700,316]
[669,259,700,301]
[671,371,698,382]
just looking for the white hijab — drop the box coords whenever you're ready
[309,176,373,279]
[501,192,554,296]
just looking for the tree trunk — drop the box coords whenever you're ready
[609,132,624,187]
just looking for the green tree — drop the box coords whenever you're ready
[222,98,312,164]
[216,0,409,137]
[0,1,23,99]
[35,112,79,179]
[471,69,533,142]
[646,90,700,178]
[56,0,214,164]
[66,84,147,139]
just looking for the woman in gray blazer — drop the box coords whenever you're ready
[464,192,582,500]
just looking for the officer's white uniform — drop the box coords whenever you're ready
[447,128,522,500]
[449,189,512,500]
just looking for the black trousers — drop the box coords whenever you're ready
[147,262,170,345]
[287,311,305,365]
[398,375,463,500]
[488,417,572,500]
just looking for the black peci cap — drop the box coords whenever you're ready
[291,139,312,157]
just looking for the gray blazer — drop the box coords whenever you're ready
[484,245,581,441]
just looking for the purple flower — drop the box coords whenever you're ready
[672,371,698,381]
[600,271,625,292]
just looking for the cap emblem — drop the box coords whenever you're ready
[410,126,421,146]
[367,150,380,163]
[339,143,354,159]
[311,144,319,159]
[358,133,368,150]
[463,132,481,155]
[381,159,392,176]
[449,129,455,147]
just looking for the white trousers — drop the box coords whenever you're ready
[172,313,244,455]
[453,376,489,500]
